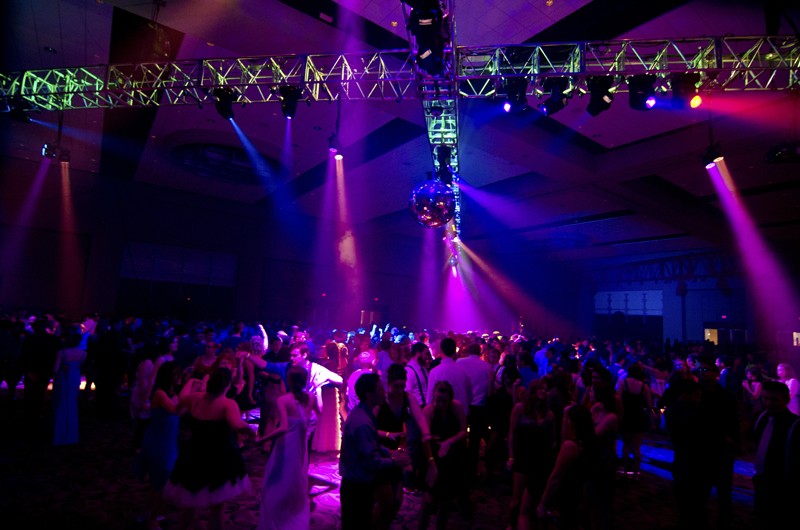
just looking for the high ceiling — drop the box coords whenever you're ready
[3,0,800,268]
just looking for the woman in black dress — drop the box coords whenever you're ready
[419,380,468,530]
[163,368,255,530]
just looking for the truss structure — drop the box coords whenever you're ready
[1,34,797,238]
[2,36,796,111]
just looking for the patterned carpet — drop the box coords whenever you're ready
[0,394,757,530]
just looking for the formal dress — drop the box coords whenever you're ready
[139,407,180,489]
[258,403,310,530]
[53,358,82,446]
[164,416,251,508]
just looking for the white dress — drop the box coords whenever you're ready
[258,401,310,530]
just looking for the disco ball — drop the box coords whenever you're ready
[409,180,455,228]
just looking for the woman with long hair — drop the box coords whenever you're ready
[537,404,600,530]
[52,324,87,446]
[257,364,317,530]
[616,363,652,476]
[138,361,183,530]
[164,368,254,530]
[419,380,468,530]
[508,379,556,530]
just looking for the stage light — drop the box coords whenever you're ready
[408,3,445,76]
[503,77,529,113]
[212,87,236,120]
[59,149,71,163]
[627,74,657,111]
[586,76,614,117]
[328,132,343,158]
[702,141,723,167]
[538,77,570,116]
[278,86,303,119]
[671,73,702,109]
[42,143,58,159]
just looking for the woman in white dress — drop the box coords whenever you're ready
[257,364,318,530]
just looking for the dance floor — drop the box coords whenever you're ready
[0,393,758,530]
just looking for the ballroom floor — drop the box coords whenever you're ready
[0,391,757,530]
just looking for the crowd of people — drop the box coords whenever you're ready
[1,310,799,530]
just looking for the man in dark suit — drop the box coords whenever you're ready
[752,380,800,529]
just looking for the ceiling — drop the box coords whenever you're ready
[3,0,800,269]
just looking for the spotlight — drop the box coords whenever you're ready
[503,77,529,113]
[408,3,445,76]
[627,74,657,111]
[586,76,614,117]
[671,73,702,109]
[212,87,236,120]
[702,141,723,167]
[59,149,71,163]
[538,77,570,116]
[278,86,303,119]
[42,143,58,159]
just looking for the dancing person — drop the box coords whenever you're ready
[507,380,555,530]
[616,363,652,476]
[776,363,800,415]
[339,372,411,530]
[375,364,434,529]
[752,380,800,529]
[138,361,183,530]
[257,365,317,530]
[52,325,86,446]
[536,404,599,530]
[164,368,254,530]
[419,380,469,530]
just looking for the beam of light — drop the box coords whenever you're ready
[706,158,800,349]
[58,161,84,311]
[458,241,579,337]
[230,119,274,190]
[457,180,536,229]
[0,158,52,279]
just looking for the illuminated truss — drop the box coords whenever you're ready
[1,34,797,238]
[2,36,796,111]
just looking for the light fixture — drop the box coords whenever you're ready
[278,86,303,119]
[586,76,614,117]
[671,73,702,109]
[212,87,236,120]
[408,3,445,76]
[503,77,529,113]
[42,143,58,159]
[538,77,570,116]
[627,74,657,111]
[328,132,343,159]
[59,149,71,163]
[702,141,723,167]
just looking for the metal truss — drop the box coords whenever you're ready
[1,35,796,241]
[2,36,796,112]
[459,36,800,98]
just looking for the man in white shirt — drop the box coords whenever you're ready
[457,342,493,482]
[427,337,472,417]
